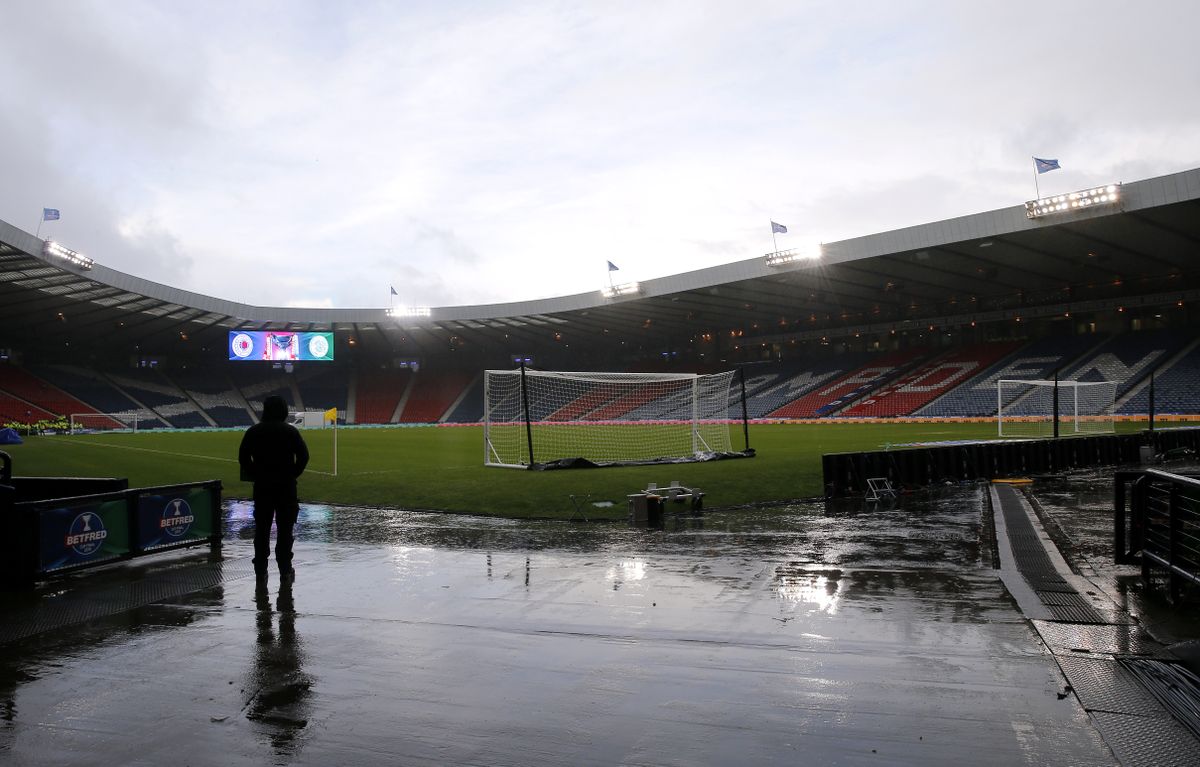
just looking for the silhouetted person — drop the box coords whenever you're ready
[240,395,309,577]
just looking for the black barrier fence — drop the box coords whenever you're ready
[1114,468,1200,603]
[822,427,1200,499]
[1,477,222,587]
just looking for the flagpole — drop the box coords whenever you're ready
[771,222,778,253]
[332,415,338,477]
[1033,158,1041,200]
[36,211,43,240]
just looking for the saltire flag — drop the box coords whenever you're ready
[1034,157,1061,174]
[771,221,787,234]
[324,407,338,423]
[607,261,619,271]
[390,285,398,296]
[42,208,60,221]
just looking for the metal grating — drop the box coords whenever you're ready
[995,484,1108,624]
[1058,655,1166,716]
[1033,620,1166,658]
[1089,711,1200,767]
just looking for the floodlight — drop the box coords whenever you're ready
[43,240,94,269]
[1025,183,1120,219]
[386,306,431,318]
[766,245,821,267]
[601,281,642,299]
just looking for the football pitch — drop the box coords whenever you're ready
[2,420,1155,518]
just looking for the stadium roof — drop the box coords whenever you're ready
[3,167,1200,360]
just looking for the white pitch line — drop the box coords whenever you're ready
[54,438,238,464]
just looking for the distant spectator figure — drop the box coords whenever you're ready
[239,395,309,578]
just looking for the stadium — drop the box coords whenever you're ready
[2,166,1199,510]
[5,166,1200,764]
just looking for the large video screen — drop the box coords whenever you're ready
[228,331,334,361]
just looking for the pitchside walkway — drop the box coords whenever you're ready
[1,487,1197,765]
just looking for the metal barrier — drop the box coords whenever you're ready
[823,427,1200,498]
[1114,468,1200,602]
[2,477,222,587]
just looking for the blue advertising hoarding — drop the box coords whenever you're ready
[137,486,216,551]
[38,498,129,572]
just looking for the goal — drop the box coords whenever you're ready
[484,368,744,468]
[997,379,1116,438]
[69,411,145,433]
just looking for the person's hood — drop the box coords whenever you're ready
[262,395,289,422]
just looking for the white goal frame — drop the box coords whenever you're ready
[69,412,144,433]
[997,379,1116,438]
[484,368,741,468]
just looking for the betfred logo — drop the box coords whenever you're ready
[161,498,195,538]
[65,512,107,556]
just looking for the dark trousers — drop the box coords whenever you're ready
[253,482,300,573]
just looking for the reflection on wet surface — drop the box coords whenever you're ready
[0,482,1121,766]
[1030,460,1200,645]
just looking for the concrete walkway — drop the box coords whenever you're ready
[0,484,1187,765]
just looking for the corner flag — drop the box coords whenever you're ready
[607,261,619,271]
[42,208,60,221]
[771,221,787,234]
[324,407,338,423]
[1034,157,1061,174]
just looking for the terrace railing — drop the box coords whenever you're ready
[1115,468,1200,602]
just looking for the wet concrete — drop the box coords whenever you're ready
[0,485,1131,765]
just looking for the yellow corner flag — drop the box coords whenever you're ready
[324,407,338,423]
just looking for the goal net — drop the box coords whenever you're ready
[69,411,146,433]
[997,379,1116,438]
[484,369,742,468]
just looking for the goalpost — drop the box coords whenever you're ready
[484,367,745,468]
[997,379,1116,438]
[69,411,145,433]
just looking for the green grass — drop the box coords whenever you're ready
[0,420,1160,518]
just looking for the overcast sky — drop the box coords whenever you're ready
[2,1,1198,310]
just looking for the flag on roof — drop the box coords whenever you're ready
[390,286,398,296]
[1034,157,1061,174]
[771,221,787,234]
[42,208,59,221]
[607,261,619,271]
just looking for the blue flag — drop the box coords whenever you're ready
[771,221,787,234]
[607,261,619,271]
[390,285,398,296]
[42,208,60,221]
[1034,157,1061,174]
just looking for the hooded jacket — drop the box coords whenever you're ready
[238,395,310,485]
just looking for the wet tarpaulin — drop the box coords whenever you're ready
[529,449,755,471]
[0,428,22,445]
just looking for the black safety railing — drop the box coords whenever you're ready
[1115,469,1200,602]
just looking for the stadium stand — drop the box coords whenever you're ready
[917,335,1104,418]
[106,368,209,428]
[0,365,123,428]
[29,365,152,421]
[355,368,413,424]
[399,370,477,423]
[768,349,930,418]
[169,368,253,427]
[293,367,349,416]
[0,391,56,424]
[444,374,486,423]
[1120,337,1200,414]
[230,366,297,415]
[740,355,871,418]
[1062,328,1190,396]
[840,342,1022,417]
